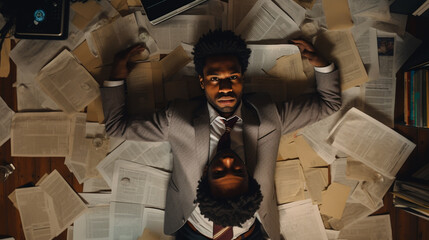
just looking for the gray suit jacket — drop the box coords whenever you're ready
[101,70,341,240]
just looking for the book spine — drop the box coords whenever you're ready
[423,70,428,128]
[416,70,422,127]
[425,69,429,127]
[411,70,415,126]
[405,71,410,125]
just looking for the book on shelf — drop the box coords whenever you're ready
[392,179,429,220]
[404,68,429,127]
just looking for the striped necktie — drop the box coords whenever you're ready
[213,116,238,239]
[213,224,233,240]
[217,116,239,152]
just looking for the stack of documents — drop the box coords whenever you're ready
[392,180,429,220]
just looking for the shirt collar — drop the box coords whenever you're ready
[207,101,242,124]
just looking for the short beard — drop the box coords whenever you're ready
[195,173,263,227]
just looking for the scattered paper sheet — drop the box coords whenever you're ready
[348,0,391,22]
[66,117,109,184]
[293,0,316,9]
[247,44,300,77]
[235,0,300,41]
[322,0,353,30]
[111,160,170,209]
[394,32,421,73]
[304,168,329,204]
[11,112,76,157]
[184,0,228,30]
[38,170,88,232]
[295,135,328,168]
[347,159,395,211]
[306,0,327,28]
[109,202,145,239]
[11,170,87,240]
[83,177,111,192]
[227,0,259,30]
[141,15,215,53]
[15,66,60,111]
[330,158,358,193]
[72,40,107,82]
[73,205,110,240]
[0,97,14,147]
[274,0,306,26]
[138,229,160,240]
[86,96,105,123]
[275,160,306,204]
[79,192,111,207]
[71,0,102,30]
[300,87,361,164]
[9,24,85,75]
[267,53,308,83]
[327,107,416,177]
[278,199,328,240]
[15,187,55,240]
[97,140,172,187]
[325,229,340,240]
[68,226,74,240]
[141,208,174,240]
[320,182,351,219]
[353,27,379,81]
[338,214,393,240]
[328,202,377,230]
[89,13,140,64]
[160,46,192,80]
[362,31,396,127]
[111,0,129,15]
[314,30,368,90]
[36,49,100,115]
[277,129,299,160]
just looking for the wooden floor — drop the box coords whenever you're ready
[1,17,429,240]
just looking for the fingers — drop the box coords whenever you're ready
[290,39,315,53]
[291,39,328,67]
[301,51,317,60]
[115,43,146,62]
[126,44,146,57]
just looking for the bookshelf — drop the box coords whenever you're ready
[376,15,429,239]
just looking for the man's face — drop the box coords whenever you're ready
[199,55,244,118]
[207,150,249,199]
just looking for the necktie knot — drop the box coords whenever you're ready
[217,116,238,152]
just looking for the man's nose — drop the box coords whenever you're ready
[221,157,234,168]
[218,78,232,93]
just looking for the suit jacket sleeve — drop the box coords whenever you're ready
[277,69,342,134]
[100,85,170,141]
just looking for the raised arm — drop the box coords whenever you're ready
[101,45,170,141]
[277,40,342,134]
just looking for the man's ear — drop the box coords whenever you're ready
[199,75,204,89]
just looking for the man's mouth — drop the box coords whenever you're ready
[217,97,236,106]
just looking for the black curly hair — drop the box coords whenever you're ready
[193,29,251,77]
[195,172,263,227]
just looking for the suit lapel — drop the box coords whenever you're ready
[192,103,210,167]
[242,100,260,175]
